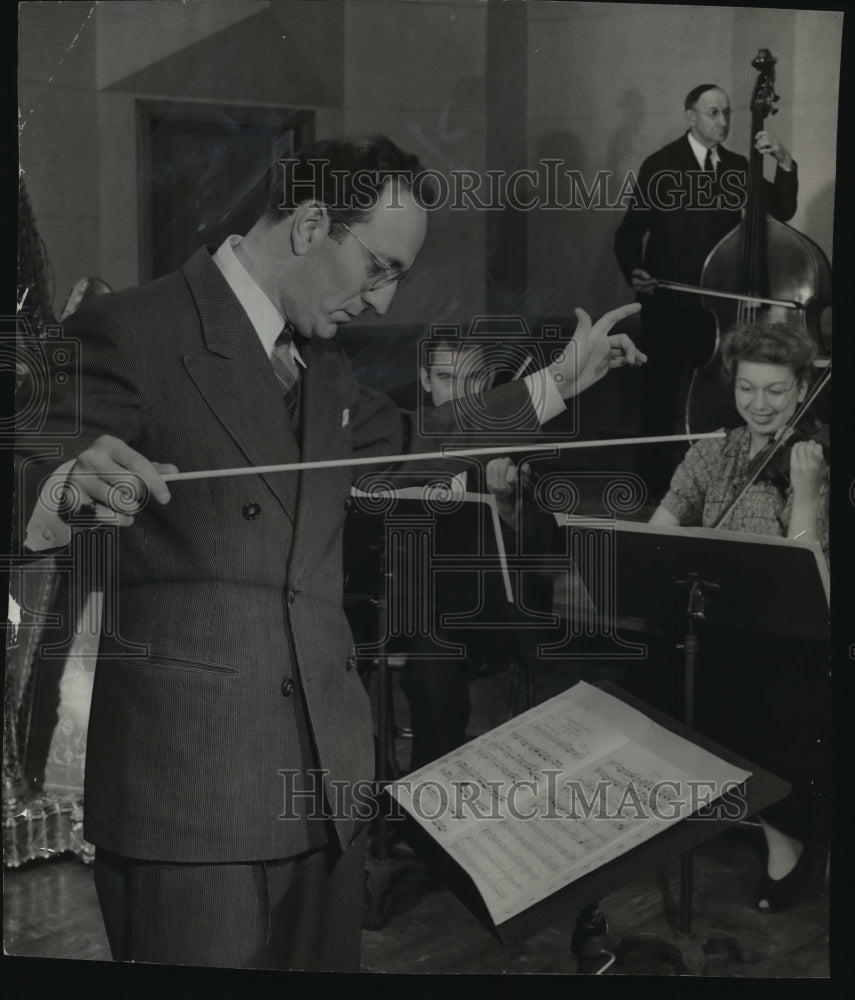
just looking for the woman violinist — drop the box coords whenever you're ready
[650,322,829,912]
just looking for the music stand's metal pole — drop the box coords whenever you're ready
[373,544,394,863]
[362,539,399,932]
[676,572,719,935]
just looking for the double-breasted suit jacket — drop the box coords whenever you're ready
[20,247,535,864]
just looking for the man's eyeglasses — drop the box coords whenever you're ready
[338,221,409,291]
[696,108,732,121]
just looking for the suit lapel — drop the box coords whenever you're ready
[180,248,300,523]
[680,133,701,169]
[717,144,743,172]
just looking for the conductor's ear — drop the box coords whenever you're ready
[291,202,329,256]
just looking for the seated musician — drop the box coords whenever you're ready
[399,338,551,773]
[649,322,829,911]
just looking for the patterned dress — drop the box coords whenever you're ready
[660,425,829,560]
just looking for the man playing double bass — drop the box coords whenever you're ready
[614,83,798,500]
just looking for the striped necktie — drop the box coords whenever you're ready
[270,325,301,426]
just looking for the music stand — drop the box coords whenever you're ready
[345,482,526,927]
[553,516,828,945]
[389,679,791,974]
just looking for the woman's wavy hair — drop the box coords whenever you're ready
[720,323,817,385]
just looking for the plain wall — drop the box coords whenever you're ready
[19,1,102,317]
[341,0,490,325]
[19,2,842,326]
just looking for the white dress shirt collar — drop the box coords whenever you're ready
[687,131,720,170]
[212,235,306,368]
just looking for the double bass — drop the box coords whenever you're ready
[668,48,832,435]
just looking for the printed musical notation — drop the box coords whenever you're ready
[388,682,750,926]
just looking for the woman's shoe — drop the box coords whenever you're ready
[756,844,814,912]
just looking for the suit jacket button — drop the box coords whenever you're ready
[346,654,356,672]
[242,502,261,520]
[344,495,354,511]
[281,678,294,697]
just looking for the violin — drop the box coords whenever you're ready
[711,363,830,528]
[748,417,829,494]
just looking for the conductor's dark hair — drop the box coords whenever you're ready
[265,134,433,237]
[684,84,722,110]
[721,323,817,384]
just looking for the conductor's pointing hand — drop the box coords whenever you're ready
[548,303,645,399]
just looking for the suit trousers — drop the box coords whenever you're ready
[93,829,367,971]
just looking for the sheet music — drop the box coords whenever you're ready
[388,682,750,926]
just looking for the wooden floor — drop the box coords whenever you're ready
[4,666,831,980]
[1,830,831,978]
[358,824,830,976]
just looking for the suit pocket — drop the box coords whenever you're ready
[133,653,239,675]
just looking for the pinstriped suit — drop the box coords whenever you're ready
[20,246,536,965]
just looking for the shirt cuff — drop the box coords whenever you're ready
[524,368,566,425]
[24,460,74,552]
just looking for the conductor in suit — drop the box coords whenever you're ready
[614,83,797,499]
[19,135,643,971]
